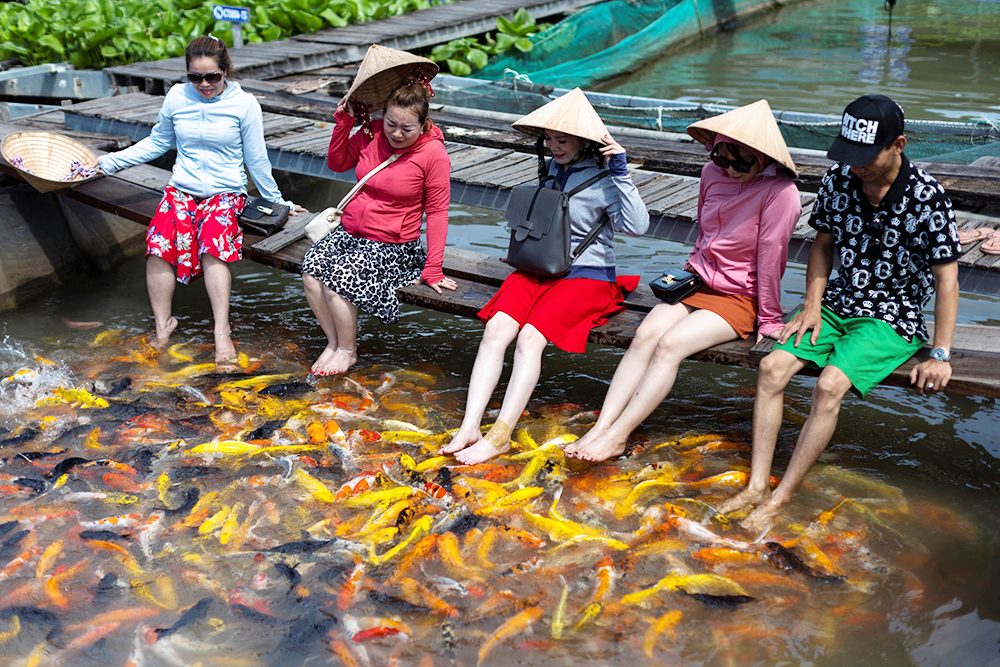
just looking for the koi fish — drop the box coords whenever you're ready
[477,606,544,665]
[643,610,682,658]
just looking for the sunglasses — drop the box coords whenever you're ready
[710,145,758,173]
[187,71,224,84]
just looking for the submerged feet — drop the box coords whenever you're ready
[151,317,178,350]
[214,330,237,365]
[564,427,629,462]
[449,419,512,465]
[311,346,357,376]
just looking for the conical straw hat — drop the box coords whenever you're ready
[687,100,798,178]
[345,44,439,109]
[1,131,99,193]
[512,88,609,145]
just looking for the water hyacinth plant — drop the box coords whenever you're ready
[430,8,549,76]
[0,0,440,69]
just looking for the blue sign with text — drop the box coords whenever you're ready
[212,5,250,23]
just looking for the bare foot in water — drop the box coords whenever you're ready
[151,317,178,349]
[740,499,782,538]
[311,345,337,375]
[441,425,483,455]
[214,330,237,365]
[563,425,607,457]
[717,486,771,516]
[566,430,629,462]
[453,437,509,465]
[314,347,356,375]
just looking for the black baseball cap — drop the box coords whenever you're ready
[827,94,905,167]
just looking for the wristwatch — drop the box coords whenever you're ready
[930,347,951,362]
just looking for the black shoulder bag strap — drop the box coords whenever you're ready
[563,170,612,260]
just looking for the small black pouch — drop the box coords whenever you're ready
[649,268,702,303]
[239,197,290,236]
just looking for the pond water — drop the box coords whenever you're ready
[0,173,998,666]
[600,0,1000,123]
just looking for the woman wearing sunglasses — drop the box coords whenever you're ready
[566,100,802,462]
[97,36,300,364]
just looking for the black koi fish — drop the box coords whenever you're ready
[79,530,132,543]
[0,606,62,641]
[247,419,285,441]
[765,542,847,585]
[259,382,313,397]
[155,597,213,640]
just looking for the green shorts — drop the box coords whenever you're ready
[774,306,925,397]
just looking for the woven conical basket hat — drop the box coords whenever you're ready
[687,99,798,178]
[512,88,609,145]
[345,44,439,109]
[1,131,99,193]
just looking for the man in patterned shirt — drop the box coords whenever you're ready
[720,94,961,533]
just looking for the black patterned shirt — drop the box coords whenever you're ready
[808,155,960,342]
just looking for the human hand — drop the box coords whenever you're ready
[288,203,307,217]
[336,96,355,117]
[599,132,625,156]
[778,306,823,347]
[755,330,782,345]
[909,358,951,395]
[417,276,458,294]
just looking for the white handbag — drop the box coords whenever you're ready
[304,154,399,243]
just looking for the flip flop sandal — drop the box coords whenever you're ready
[981,232,1000,255]
[957,227,995,245]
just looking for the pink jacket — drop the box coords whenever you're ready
[327,109,451,285]
[686,161,801,337]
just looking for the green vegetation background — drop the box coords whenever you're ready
[0,0,547,74]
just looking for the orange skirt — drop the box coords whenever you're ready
[681,284,758,339]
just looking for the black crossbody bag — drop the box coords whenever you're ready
[240,197,291,237]
[504,170,611,279]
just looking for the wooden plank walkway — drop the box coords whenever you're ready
[60,93,1000,296]
[105,0,595,94]
[2,153,995,398]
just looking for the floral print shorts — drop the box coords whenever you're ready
[146,186,246,284]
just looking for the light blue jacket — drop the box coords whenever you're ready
[551,153,650,281]
[98,81,289,205]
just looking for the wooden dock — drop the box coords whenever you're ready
[60,92,1000,297]
[104,0,595,94]
[1,140,996,399]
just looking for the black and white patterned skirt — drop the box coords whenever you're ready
[301,226,425,324]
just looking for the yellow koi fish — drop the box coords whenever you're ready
[522,511,628,550]
[294,469,337,503]
[370,515,433,565]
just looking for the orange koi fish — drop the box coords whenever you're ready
[642,611,682,658]
[398,578,459,619]
[478,606,544,664]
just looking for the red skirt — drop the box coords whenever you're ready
[478,271,639,353]
[146,186,246,284]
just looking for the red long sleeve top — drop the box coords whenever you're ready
[327,109,451,285]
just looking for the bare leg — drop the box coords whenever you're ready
[718,350,808,515]
[571,310,739,462]
[454,323,548,464]
[146,255,178,349]
[303,273,339,374]
[741,364,852,534]
[443,312,520,454]
[566,302,693,456]
[201,254,237,364]
[315,286,359,375]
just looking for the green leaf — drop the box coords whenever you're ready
[445,58,471,76]
[100,44,117,57]
[514,37,533,52]
[494,33,516,51]
[38,34,66,55]
[496,15,515,36]
[466,47,488,70]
